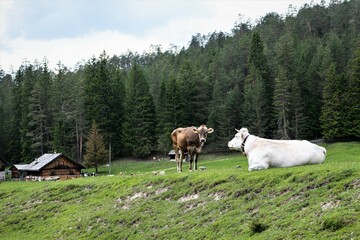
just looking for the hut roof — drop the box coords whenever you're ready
[13,164,29,170]
[14,153,85,172]
[26,153,63,171]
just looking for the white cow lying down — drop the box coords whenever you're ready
[228,128,326,171]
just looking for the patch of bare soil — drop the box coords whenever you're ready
[178,193,199,202]
[350,178,360,188]
[209,191,225,201]
[114,192,147,210]
[155,187,168,195]
[321,200,340,211]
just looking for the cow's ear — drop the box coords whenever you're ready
[192,127,199,133]
[207,128,214,134]
[240,128,249,139]
[235,128,240,132]
[241,132,247,139]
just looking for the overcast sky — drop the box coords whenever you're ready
[0,0,327,73]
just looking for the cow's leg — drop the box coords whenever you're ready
[194,153,199,171]
[178,150,184,172]
[174,148,181,172]
[189,153,193,171]
[248,157,268,171]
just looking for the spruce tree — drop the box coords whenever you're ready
[0,72,14,161]
[221,86,242,148]
[176,58,210,126]
[123,63,157,157]
[345,47,360,137]
[289,78,305,139]
[303,42,328,139]
[156,78,171,154]
[207,80,226,152]
[84,121,108,173]
[273,68,291,139]
[242,64,266,136]
[27,87,47,155]
[51,64,72,156]
[157,75,184,154]
[70,69,87,162]
[84,51,125,157]
[7,67,26,163]
[19,65,38,162]
[321,63,347,139]
[243,32,274,137]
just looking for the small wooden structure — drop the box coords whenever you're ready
[0,158,7,181]
[10,153,85,180]
[168,150,189,162]
[0,158,7,171]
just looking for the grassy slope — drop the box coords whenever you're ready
[0,142,359,240]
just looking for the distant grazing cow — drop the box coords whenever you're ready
[228,128,326,171]
[171,125,214,172]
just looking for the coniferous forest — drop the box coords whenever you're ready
[0,1,359,164]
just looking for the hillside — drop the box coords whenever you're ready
[0,142,359,239]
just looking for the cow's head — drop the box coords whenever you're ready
[192,125,214,145]
[228,128,249,151]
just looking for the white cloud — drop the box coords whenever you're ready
[1,31,166,71]
[0,0,15,39]
[0,0,328,73]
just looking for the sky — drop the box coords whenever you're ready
[0,0,327,73]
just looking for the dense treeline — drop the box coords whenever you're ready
[0,0,359,163]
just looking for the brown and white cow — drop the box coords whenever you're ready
[171,125,214,172]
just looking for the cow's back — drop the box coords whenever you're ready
[171,127,199,151]
[249,138,326,169]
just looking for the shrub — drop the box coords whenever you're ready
[249,219,268,235]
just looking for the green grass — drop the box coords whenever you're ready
[0,142,359,239]
[90,154,239,175]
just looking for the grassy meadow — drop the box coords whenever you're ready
[0,142,359,239]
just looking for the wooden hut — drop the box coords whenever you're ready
[9,164,28,179]
[0,158,7,171]
[10,153,85,180]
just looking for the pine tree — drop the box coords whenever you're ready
[242,64,266,136]
[345,47,360,137]
[289,78,305,139]
[73,69,87,162]
[84,52,111,132]
[19,65,38,162]
[156,78,171,154]
[84,121,108,173]
[221,86,242,148]
[7,67,26,163]
[243,32,274,137]
[303,42,328,139]
[0,72,14,161]
[27,86,47,155]
[23,61,52,159]
[84,51,126,157]
[157,75,184,154]
[273,68,291,139]
[176,58,210,126]
[123,63,157,157]
[51,64,72,156]
[164,75,183,129]
[207,80,226,152]
[321,63,347,139]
